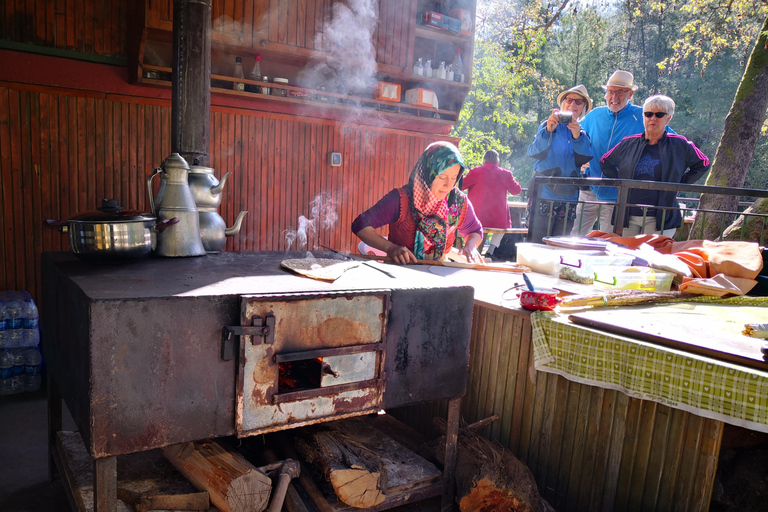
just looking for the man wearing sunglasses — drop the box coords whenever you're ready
[599,95,710,236]
[570,70,674,236]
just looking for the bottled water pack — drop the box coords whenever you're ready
[0,290,43,395]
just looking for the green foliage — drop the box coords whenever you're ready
[456,0,768,193]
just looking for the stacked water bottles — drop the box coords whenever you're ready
[0,290,43,395]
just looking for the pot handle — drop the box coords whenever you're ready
[147,167,162,216]
[44,219,68,233]
[154,217,180,232]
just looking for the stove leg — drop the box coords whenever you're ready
[441,397,461,512]
[47,375,62,481]
[94,456,117,512]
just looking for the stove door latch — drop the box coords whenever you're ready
[221,314,276,361]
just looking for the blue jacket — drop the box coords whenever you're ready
[527,122,594,201]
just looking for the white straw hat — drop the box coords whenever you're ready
[601,70,638,91]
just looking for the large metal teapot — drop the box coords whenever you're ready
[188,163,248,253]
[148,153,207,257]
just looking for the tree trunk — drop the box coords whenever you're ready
[720,197,768,242]
[433,418,554,512]
[691,16,768,241]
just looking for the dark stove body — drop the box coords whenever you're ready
[41,251,473,459]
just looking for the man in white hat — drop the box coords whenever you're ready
[571,70,672,236]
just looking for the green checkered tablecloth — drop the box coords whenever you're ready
[531,298,768,433]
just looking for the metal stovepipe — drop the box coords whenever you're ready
[172,0,212,167]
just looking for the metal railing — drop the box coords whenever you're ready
[526,176,768,244]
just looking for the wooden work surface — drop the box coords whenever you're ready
[569,302,768,371]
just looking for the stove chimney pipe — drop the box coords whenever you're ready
[171,0,211,167]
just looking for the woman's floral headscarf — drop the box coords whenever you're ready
[403,141,466,259]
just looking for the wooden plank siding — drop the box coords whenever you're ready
[0,0,127,58]
[390,304,724,512]
[0,82,448,302]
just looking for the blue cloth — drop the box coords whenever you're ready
[527,122,594,201]
[580,104,676,201]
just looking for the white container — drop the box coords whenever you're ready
[559,252,635,283]
[515,243,566,276]
[592,266,675,292]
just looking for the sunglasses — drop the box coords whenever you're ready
[644,111,668,118]
[563,97,584,106]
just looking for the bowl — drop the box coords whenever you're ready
[519,288,562,311]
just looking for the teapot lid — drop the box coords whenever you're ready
[162,153,190,171]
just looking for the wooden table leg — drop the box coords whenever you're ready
[94,456,117,512]
[441,397,461,512]
[47,374,62,481]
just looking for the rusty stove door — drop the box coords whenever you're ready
[235,291,389,437]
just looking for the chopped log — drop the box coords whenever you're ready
[434,418,555,512]
[294,424,388,508]
[116,488,210,512]
[162,440,272,512]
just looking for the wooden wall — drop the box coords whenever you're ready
[0,0,127,58]
[0,81,447,302]
[392,304,723,512]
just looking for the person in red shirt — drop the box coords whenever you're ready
[462,149,522,255]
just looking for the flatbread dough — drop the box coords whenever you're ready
[281,258,360,282]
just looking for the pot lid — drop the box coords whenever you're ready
[69,199,155,223]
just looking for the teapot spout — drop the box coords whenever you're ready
[225,211,248,236]
[211,171,232,195]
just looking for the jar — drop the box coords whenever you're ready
[271,78,289,97]
[261,76,270,95]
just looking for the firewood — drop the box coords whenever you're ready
[162,440,272,512]
[434,418,554,512]
[294,425,388,508]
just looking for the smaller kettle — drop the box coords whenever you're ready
[148,153,207,257]
[188,164,248,252]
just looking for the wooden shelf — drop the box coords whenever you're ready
[415,26,472,44]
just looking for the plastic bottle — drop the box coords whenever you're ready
[23,298,39,347]
[413,57,424,76]
[0,349,13,395]
[246,54,262,93]
[437,61,446,80]
[5,298,23,347]
[23,346,42,392]
[447,64,454,82]
[233,57,245,91]
[0,300,6,349]
[425,59,433,78]
[11,349,24,377]
[452,48,463,83]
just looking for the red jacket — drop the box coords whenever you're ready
[463,163,522,229]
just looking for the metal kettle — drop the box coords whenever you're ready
[148,153,207,257]
[188,164,248,253]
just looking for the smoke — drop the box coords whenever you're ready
[297,0,379,98]
[283,193,338,251]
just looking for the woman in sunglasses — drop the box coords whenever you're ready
[526,84,595,242]
[599,95,710,236]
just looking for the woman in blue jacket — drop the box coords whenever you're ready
[527,84,595,242]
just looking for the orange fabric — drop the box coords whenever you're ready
[586,231,676,251]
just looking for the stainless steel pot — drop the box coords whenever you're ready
[45,199,178,262]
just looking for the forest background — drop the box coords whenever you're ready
[456,0,768,198]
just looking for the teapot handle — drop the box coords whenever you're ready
[147,167,162,216]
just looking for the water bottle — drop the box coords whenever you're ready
[425,59,433,78]
[11,348,24,377]
[23,298,40,347]
[413,57,424,76]
[437,61,446,80]
[0,300,6,348]
[23,347,42,392]
[0,349,13,395]
[452,48,463,83]
[5,298,23,347]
